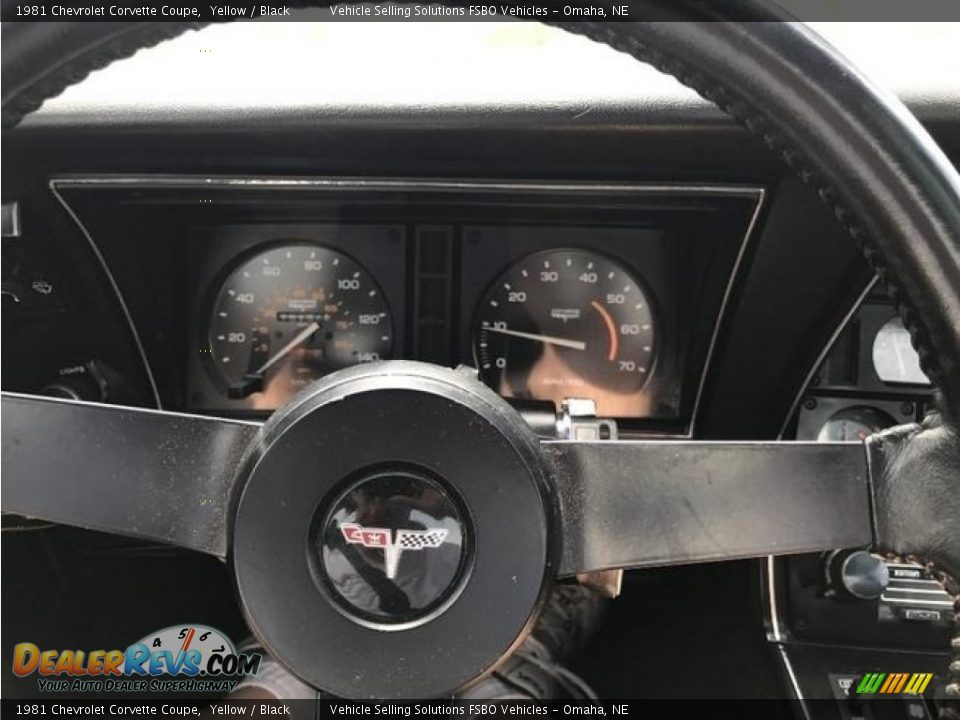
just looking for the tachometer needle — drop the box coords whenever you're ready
[256,321,320,374]
[485,325,587,351]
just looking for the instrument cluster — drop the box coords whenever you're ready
[196,237,667,420]
[47,178,762,435]
[191,233,665,418]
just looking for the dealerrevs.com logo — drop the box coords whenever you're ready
[12,624,260,694]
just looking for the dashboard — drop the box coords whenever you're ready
[15,177,762,437]
[765,286,949,712]
[2,21,960,710]
[792,291,934,443]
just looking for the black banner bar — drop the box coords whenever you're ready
[3,0,960,23]
[0,698,922,720]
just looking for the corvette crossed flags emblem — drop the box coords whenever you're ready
[339,522,449,579]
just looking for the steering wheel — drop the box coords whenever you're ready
[3,3,959,702]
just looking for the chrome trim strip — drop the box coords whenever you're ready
[48,175,765,436]
[49,175,763,199]
[778,644,811,717]
[880,595,953,607]
[776,275,880,440]
[49,181,163,409]
[763,274,879,706]
[766,555,784,642]
[2,201,21,238]
[689,187,766,437]
[548,439,858,447]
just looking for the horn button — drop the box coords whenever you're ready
[230,362,556,699]
[315,468,470,627]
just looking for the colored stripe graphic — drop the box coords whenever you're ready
[856,672,933,695]
[904,673,933,694]
[857,673,886,694]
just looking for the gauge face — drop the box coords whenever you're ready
[816,406,896,442]
[474,249,656,417]
[872,316,929,385]
[208,243,392,408]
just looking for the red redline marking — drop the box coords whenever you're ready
[180,627,196,653]
[590,301,619,362]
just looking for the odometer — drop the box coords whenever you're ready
[474,249,656,417]
[208,243,392,409]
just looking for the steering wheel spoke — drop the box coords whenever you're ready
[1,392,260,557]
[545,439,872,576]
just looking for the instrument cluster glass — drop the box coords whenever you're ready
[206,243,392,409]
[871,317,929,385]
[473,249,656,417]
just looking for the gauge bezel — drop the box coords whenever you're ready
[200,239,395,399]
[470,246,660,416]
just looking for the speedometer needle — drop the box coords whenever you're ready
[485,325,587,351]
[256,321,320,374]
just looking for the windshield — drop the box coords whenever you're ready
[34,21,960,117]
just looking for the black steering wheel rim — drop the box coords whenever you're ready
[2,2,959,702]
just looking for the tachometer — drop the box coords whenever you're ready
[474,249,656,417]
[208,243,392,408]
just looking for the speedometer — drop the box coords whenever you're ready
[207,243,392,408]
[474,249,656,417]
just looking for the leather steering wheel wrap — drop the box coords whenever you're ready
[2,1,959,703]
